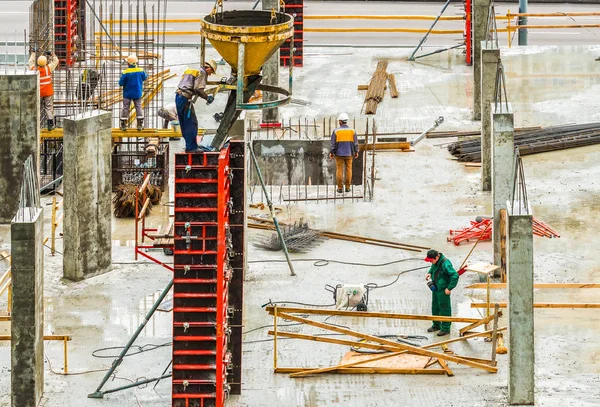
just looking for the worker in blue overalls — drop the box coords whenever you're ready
[119,54,148,131]
[175,60,217,152]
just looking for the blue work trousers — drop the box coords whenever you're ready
[176,93,198,152]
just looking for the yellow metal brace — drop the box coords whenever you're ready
[40,128,206,139]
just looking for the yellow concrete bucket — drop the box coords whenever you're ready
[200,10,294,77]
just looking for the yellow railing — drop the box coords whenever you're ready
[51,197,64,256]
[0,335,71,373]
[87,12,600,42]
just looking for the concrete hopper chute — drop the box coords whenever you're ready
[199,9,295,151]
[201,10,294,78]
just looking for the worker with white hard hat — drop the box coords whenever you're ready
[175,60,218,153]
[329,112,359,193]
[28,50,59,130]
[119,54,148,131]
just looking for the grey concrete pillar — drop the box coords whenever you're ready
[0,73,40,223]
[63,111,112,281]
[518,0,528,46]
[480,43,500,192]
[262,0,280,123]
[472,0,492,120]
[507,208,534,405]
[492,104,514,269]
[11,208,44,407]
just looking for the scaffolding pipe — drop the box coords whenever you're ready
[407,0,454,61]
[88,278,174,398]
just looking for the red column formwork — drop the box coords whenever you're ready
[280,0,303,67]
[465,0,473,66]
[54,0,79,67]
[173,147,233,407]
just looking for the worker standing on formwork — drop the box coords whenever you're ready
[175,60,217,153]
[119,54,147,131]
[424,249,459,337]
[28,50,59,130]
[329,113,358,193]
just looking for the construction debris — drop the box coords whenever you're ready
[112,184,162,218]
[448,217,559,245]
[364,61,389,115]
[249,216,429,252]
[448,123,600,162]
[265,306,504,377]
[254,219,325,253]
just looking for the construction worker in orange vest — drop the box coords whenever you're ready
[329,113,359,193]
[119,54,148,131]
[28,50,59,130]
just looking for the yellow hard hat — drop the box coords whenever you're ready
[37,55,47,67]
[204,59,217,74]
[126,54,138,65]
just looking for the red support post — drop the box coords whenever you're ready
[465,0,473,66]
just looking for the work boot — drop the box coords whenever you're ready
[137,118,144,131]
[427,326,440,333]
[345,187,351,192]
[47,119,55,131]
[120,119,127,131]
[336,188,343,194]
[437,330,450,337]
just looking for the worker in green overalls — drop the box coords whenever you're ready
[424,249,459,337]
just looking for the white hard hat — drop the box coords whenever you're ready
[204,59,217,73]
[126,54,138,64]
[338,113,349,122]
[37,55,47,67]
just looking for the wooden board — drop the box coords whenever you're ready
[151,219,175,247]
[358,84,387,91]
[471,302,600,308]
[359,142,412,151]
[466,283,600,289]
[339,352,432,370]
[466,262,500,275]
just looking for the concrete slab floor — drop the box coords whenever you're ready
[0,45,599,406]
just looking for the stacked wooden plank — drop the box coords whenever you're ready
[387,73,399,98]
[364,61,388,114]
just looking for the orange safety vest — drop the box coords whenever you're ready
[38,66,53,97]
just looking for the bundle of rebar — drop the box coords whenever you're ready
[364,61,389,115]
[253,219,325,253]
[447,123,600,162]
[112,184,162,218]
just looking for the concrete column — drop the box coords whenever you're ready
[518,0,528,46]
[0,73,39,223]
[491,103,514,269]
[11,208,44,407]
[472,0,492,120]
[507,209,534,405]
[63,111,112,281]
[262,0,280,123]
[480,43,500,191]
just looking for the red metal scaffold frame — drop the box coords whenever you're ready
[134,173,174,272]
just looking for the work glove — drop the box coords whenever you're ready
[206,95,214,105]
[220,77,228,84]
[45,50,52,56]
[457,266,467,276]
